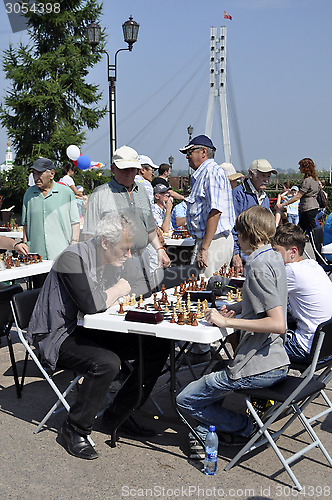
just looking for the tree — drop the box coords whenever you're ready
[0,0,107,166]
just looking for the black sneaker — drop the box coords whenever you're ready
[188,437,205,460]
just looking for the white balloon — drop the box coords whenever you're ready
[66,145,80,161]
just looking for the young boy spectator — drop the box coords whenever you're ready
[286,186,300,225]
[273,223,332,363]
[177,206,289,457]
[152,184,174,235]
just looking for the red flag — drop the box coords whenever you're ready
[224,11,232,20]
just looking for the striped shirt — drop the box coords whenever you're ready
[152,203,174,233]
[186,159,235,239]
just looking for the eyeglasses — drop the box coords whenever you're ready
[186,147,202,156]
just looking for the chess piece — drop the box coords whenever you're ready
[177,311,185,325]
[130,293,137,306]
[118,301,125,314]
[191,312,198,326]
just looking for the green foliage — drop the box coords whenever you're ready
[0,0,107,166]
[0,165,30,210]
[325,186,332,215]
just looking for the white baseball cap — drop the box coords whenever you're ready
[220,162,245,181]
[112,145,141,170]
[249,159,277,175]
[138,154,158,170]
[291,185,299,192]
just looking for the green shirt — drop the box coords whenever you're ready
[22,182,80,260]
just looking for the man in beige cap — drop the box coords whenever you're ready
[83,145,170,270]
[231,159,277,271]
[220,162,245,189]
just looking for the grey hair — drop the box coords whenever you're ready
[94,213,133,246]
[249,169,259,181]
[196,146,215,159]
[205,146,215,159]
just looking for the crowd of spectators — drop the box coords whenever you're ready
[1,135,331,462]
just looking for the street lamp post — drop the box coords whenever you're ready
[86,16,139,163]
[168,155,174,169]
[187,125,194,142]
[187,125,194,179]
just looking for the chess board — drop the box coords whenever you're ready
[107,285,242,327]
[0,253,43,271]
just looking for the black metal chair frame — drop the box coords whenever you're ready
[290,319,332,424]
[0,283,24,398]
[10,288,94,446]
[309,226,332,275]
[224,319,332,491]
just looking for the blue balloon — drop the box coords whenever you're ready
[77,154,91,170]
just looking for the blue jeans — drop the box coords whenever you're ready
[287,214,299,225]
[177,366,289,442]
[284,334,311,364]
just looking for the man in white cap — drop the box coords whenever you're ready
[135,154,158,205]
[83,146,170,270]
[231,159,277,271]
[220,162,245,189]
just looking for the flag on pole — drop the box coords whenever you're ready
[224,11,232,20]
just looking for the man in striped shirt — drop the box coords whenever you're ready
[179,135,235,279]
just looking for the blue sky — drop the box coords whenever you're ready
[0,0,331,173]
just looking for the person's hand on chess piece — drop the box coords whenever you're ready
[13,241,29,256]
[218,305,236,318]
[204,306,235,328]
[106,278,131,307]
[0,236,29,256]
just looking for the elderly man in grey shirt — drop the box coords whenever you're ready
[83,145,170,274]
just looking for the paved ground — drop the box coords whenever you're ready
[0,330,331,500]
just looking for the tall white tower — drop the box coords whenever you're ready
[205,26,231,163]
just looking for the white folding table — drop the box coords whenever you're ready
[82,289,233,446]
[0,260,53,283]
[0,230,24,240]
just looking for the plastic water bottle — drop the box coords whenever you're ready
[204,425,218,475]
